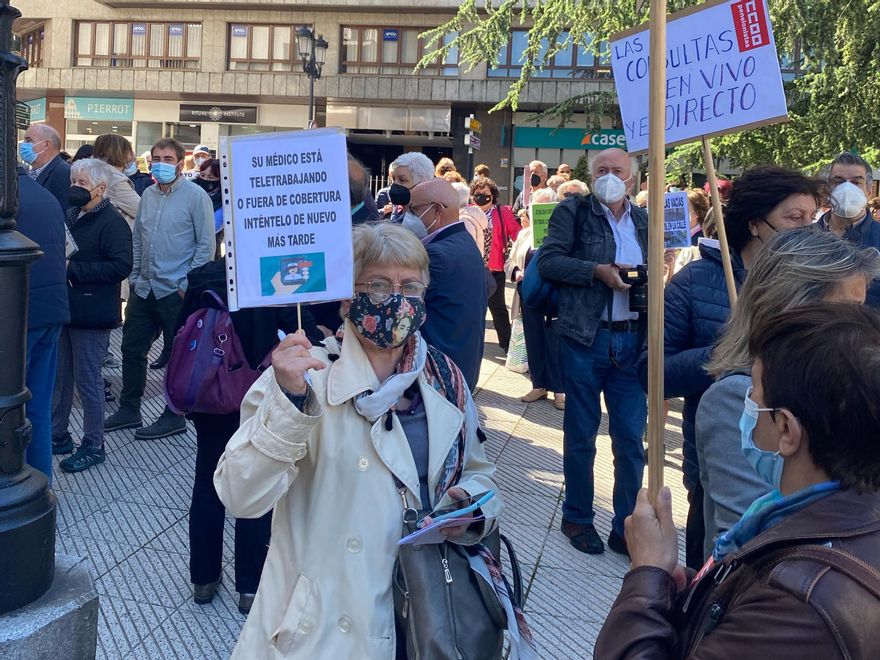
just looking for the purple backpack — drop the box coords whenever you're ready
[164,291,270,415]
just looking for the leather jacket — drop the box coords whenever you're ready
[594,489,880,659]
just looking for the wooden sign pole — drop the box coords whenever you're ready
[647,0,668,501]
[701,137,737,306]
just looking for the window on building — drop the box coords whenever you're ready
[74,21,201,69]
[19,24,45,67]
[228,24,306,72]
[341,26,459,76]
[489,30,611,80]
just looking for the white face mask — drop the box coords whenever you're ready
[593,173,630,205]
[830,181,867,220]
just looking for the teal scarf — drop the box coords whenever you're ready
[712,481,840,562]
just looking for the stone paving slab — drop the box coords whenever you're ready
[51,306,689,659]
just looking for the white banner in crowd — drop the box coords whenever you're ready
[611,0,788,154]
[219,128,353,311]
[663,191,691,249]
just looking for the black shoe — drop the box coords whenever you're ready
[52,432,75,455]
[607,530,630,558]
[134,409,187,440]
[149,352,171,370]
[104,377,115,403]
[104,406,142,431]
[193,578,221,605]
[238,592,256,615]
[561,519,604,555]
[59,445,106,473]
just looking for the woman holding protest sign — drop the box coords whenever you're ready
[214,223,530,659]
[636,165,821,569]
[697,227,879,559]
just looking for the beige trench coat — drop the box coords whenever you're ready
[214,324,502,659]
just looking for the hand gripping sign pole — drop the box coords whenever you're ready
[647,0,668,501]
[701,137,738,305]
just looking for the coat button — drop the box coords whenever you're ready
[346,536,362,553]
[357,456,369,471]
[337,615,352,633]
[293,446,306,460]
[298,619,313,634]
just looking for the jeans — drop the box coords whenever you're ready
[560,329,647,536]
[26,325,63,484]
[488,270,511,351]
[120,291,183,411]
[52,327,111,449]
[189,412,271,594]
[519,287,564,393]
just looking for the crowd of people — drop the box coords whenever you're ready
[15,122,880,658]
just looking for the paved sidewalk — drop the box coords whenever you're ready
[52,319,688,659]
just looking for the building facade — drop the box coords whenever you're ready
[14,0,640,202]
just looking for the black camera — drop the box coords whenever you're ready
[618,265,648,314]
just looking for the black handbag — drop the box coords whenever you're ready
[392,507,523,660]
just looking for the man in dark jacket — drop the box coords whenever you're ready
[537,148,647,556]
[409,178,487,390]
[596,303,880,660]
[17,169,70,483]
[818,152,880,306]
[21,123,71,211]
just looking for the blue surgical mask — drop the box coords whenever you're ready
[150,162,179,184]
[402,211,428,239]
[123,161,138,177]
[19,141,39,165]
[739,387,784,491]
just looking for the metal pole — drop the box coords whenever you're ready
[646,0,667,501]
[308,70,315,129]
[0,0,57,614]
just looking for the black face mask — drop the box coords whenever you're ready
[389,182,411,206]
[473,193,492,206]
[530,173,542,187]
[194,177,219,194]
[68,185,93,208]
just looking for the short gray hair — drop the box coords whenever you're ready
[352,221,430,286]
[451,182,471,208]
[708,227,880,377]
[30,123,61,150]
[70,158,115,195]
[531,188,557,204]
[389,152,434,185]
[829,151,873,187]
[558,179,589,196]
[529,160,548,177]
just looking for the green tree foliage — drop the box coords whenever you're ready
[420,0,880,177]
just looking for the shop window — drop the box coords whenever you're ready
[227,24,305,72]
[18,23,45,68]
[489,30,611,80]
[74,21,201,69]
[341,26,459,76]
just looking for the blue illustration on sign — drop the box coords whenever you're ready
[383,29,399,41]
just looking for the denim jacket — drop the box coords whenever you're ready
[537,194,648,346]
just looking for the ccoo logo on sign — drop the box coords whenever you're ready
[731,0,770,52]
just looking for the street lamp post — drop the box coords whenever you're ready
[0,0,57,615]
[296,26,328,129]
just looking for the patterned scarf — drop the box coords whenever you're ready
[712,481,841,562]
[66,198,111,227]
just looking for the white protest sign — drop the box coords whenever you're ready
[611,0,787,154]
[663,191,691,249]
[220,128,353,311]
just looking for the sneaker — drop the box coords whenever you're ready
[102,354,121,368]
[52,432,75,455]
[59,445,106,473]
[561,518,605,555]
[104,406,142,431]
[134,409,187,440]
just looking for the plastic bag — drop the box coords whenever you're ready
[505,318,528,373]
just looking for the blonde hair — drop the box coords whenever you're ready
[434,157,456,177]
[352,222,430,286]
[707,228,880,377]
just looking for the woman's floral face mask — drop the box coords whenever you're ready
[348,292,427,348]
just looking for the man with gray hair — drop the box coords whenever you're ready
[538,147,647,557]
[512,159,549,216]
[818,152,880,305]
[20,123,71,210]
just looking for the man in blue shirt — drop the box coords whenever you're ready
[104,138,215,439]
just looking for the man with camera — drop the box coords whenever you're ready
[537,148,648,557]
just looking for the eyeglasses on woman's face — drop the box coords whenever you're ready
[355,278,427,304]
